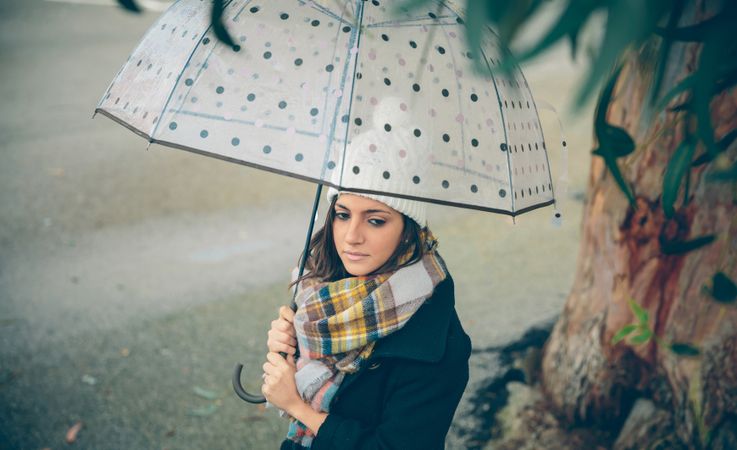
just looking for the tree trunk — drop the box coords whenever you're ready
[540,3,737,448]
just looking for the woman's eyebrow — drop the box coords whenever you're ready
[335,203,391,215]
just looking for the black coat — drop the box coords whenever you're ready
[280,276,472,450]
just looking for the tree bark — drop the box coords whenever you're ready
[540,3,737,448]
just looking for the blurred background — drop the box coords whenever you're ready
[0,0,596,448]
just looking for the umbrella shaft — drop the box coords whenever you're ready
[291,183,323,311]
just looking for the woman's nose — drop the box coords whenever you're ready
[344,219,364,244]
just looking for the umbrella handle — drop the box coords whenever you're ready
[232,183,322,405]
[232,363,266,403]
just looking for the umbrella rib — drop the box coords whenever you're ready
[309,0,354,27]
[521,75,557,210]
[337,0,367,189]
[366,20,457,29]
[319,0,358,182]
[231,0,256,21]
[436,13,468,175]
[169,109,349,143]
[477,27,515,213]
[149,0,235,141]
[430,160,508,185]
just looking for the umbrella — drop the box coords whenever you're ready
[95,0,560,404]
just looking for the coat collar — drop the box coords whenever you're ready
[371,276,455,363]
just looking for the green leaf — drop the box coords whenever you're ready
[662,139,695,218]
[193,386,219,400]
[692,129,737,167]
[517,0,606,64]
[709,272,737,304]
[628,299,649,324]
[116,0,142,13]
[211,0,237,48]
[650,0,686,105]
[594,65,622,136]
[654,14,727,42]
[393,0,431,14]
[660,234,716,255]
[458,0,494,76]
[188,404,219,417]
[598,125,637,158]
[487,0,547,45]
[575,1,670,109]
[608,158,636,206]
[629,329,654,345]
[591,66,637,207]
[693,41,720,158]
[611,324,638,344]
[658,65,737,113]
[670,342,701,356]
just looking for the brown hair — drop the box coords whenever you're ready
[293,195,425,284]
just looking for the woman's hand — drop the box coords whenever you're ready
[261,351,302,413]
[267,306,297,356]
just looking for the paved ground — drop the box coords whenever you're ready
[0,1,594,448]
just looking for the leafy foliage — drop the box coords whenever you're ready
[592,66,636,207]
[611,299,652,346]
[704,272,737,304]
[612,298,701,357]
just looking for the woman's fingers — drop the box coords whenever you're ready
[268,327,296,343]
[279,306,295,323]
[267,329,297,350]
[266,351,291,369]
[263,352,291,372]
[270,318,296,336]
[262,360,272,374]
[267,339,296,355]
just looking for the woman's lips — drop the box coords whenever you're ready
[344,251,368,261]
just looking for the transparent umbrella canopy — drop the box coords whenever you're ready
[95,0,559,403]
[96,0,557,214]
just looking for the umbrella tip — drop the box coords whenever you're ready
[551,209,563,228]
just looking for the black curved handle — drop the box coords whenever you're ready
[232,363,266,404]
[231,184,321,405]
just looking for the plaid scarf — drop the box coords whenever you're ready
[284,228,448,447]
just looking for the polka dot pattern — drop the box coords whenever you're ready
[96,0,555,215]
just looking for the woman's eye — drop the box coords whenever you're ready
[368,218,386,226]
[335,211,349,220]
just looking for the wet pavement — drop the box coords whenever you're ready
[0,1,594,448]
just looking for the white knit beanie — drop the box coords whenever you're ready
[326,96,429,227]
[326,187,427,227]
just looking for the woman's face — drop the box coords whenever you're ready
[332,194,405,277]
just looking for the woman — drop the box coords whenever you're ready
[262,188,472,449]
